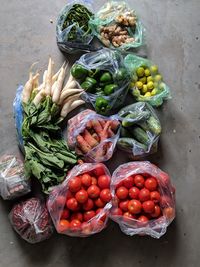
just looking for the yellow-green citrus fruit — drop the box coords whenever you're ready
[135,81,143,90]
[144,68,151,76]
[150,65,159,74]
[142,84,148,94]
[130,82,135,88]
[147,81,154,90]
[159,82,165,90]
[139,76,147,84]
[154,74,163,82]
[151,88,158,96]
[153,82,159,88]
[136,67,145,77]
[147,76,154,83]
[144,92,151,97]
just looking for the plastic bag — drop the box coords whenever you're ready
[72,48,130,114]
[56,0,95,54]
[13,85,24,152]
[89,1,145,51]
[9,198,54,243]
[0,154,30,200]
[47,163,112,237]
[67,109,120,162]
[117,102,161,158]
[110,161,175,238]
[124,54,171,107]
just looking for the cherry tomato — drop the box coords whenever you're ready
[75,189,88,204]
[100,189,111,202]
[145,177,158,191]
[66,191,74,200]
[70,219,81,231]
[134,174,145,188]
[151,205,161,218]
[57,219,70,232]
[119,200,129,211]
[116,181,124,189]
[116,186,129,200]
[150,191,161,203]
[160,195,172,207]
[139,188,150,202]
[87,185,100,198]
[56,196,66,208]
[129,187,140,199]
[66,198,79,211]
[123,212,136,223]
[91,177,98,185]
[95,198,105,208]
[98,175,110,189]
[68,177,82,192]
[83,198,94,211]
[61,209,70,219]
[123,176,134,189]
[71,212,83,222]
[128,200,142,214]
[93,164,105,177]
[163,207,175,220]
[142,200,155,213]
[111,208,123,216]
[84,210,96,221]
[81,222,92,235]
[81,174,92,187]
[138,215,149,223]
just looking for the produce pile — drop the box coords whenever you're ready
[0,0,176,244]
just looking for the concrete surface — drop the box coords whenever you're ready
[0,0,200,266]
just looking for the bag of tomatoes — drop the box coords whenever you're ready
[47,163,112,237]
[110,161,175,238]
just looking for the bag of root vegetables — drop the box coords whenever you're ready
[110,161,175,239]
[47,163,112,237]
[89,1,145,50]
[67,109,120,162]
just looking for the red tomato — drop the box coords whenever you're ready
[134,174,145,188]
[145,177,158,191]
[100,189,111,202]
[96,208,103,214]
[68,177,82,192]
[139,188,150,202]
[151,205,161,218]
[95,198,105,208]
[116,186,129,200]
[81,222,92,235]
[116,181,124,189]
[83,198,94,211]
[91,177,98,185]
[160,195,172,207]
[57,219,70,232]
[87,185,100,198]
[66,198,79,211]
[61,209,70,219]
[66,191,74,200]
[93,164,105,177]
[75,189,88,204]
[128,200,142,214]
[142,200,155,213]
[150,191,161,203]
[129,187,140,199]
[111,208,123,216]
[71,212,83,222]
[81,174,92,187]
[163,207,175,220]
[123,176,134,189]
[70,219,81,231]
[119,200,129,211]
[138,215,149,223]
[56,196,66,208]
[123,212,135,223]
[98,175,110,189]
[84,210,96,221]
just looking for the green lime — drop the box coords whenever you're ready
[151,88,158,96]
[136,67,145,77]
[159,82,165,90]
[154,74,163,82]
[135,81,143,90]
[144,68,151,76]
[141,84,148,94]
[147,81,154,90]
[147,76,153,83]
[144,92,151,97]
[150,65,159,74]
[139,76,147,84]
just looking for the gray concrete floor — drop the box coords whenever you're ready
[0,0,200,266]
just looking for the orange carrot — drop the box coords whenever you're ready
[91,119,103,134]
[76,135,91,154]
[86,120,93,129]
[92,133,100,143]
[100,121,110,141]
[110,120,120,131]
[82,129,99,148]
[99,119,106,128]
[107,126,115,138]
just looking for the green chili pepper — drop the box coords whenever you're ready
[71,64,88,80]
[95,97,109,114]
[100,72,112,83]
[104,84,118,95]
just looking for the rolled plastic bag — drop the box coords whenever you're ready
[110,161,175,238]
[67,109,120,162]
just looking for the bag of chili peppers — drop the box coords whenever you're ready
[110,161,175,238]
[47,163,112,237]
[71,48,130,114]
[56,0,95,54]
[67,109,120,163]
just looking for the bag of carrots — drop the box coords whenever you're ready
[67,109,120,162]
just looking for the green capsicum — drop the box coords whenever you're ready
[95,96,110,114]
[100,72,112,83]
[114,68,128,82]
[71,64,88,80]
[104,84,118,95]
[81,77,97,92]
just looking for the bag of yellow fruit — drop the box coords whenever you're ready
[124,54,171,107]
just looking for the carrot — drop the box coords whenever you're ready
[82,129,99,148]
[107,126,115,138]
[110,120,120,131]
[91,119,103,135]
[86,120,93,129]
[99,119,106,128]
[92,133,100,143]
[76,135,91,154]
[100,121,110,141]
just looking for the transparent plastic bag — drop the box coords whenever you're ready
[89,1,145,51]
[47,163,112,237]
[124,54,171,107]
[56,0,94,54]
[67,109,120,162]
[9,198,54,244]
[0,154,30,200]
[72,48,130,114]
[110,161,175,238]
[117,102,161,158]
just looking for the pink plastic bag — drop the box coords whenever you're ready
[47,163,112,237]
[110,161,175,238]
[67,109,120,162]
